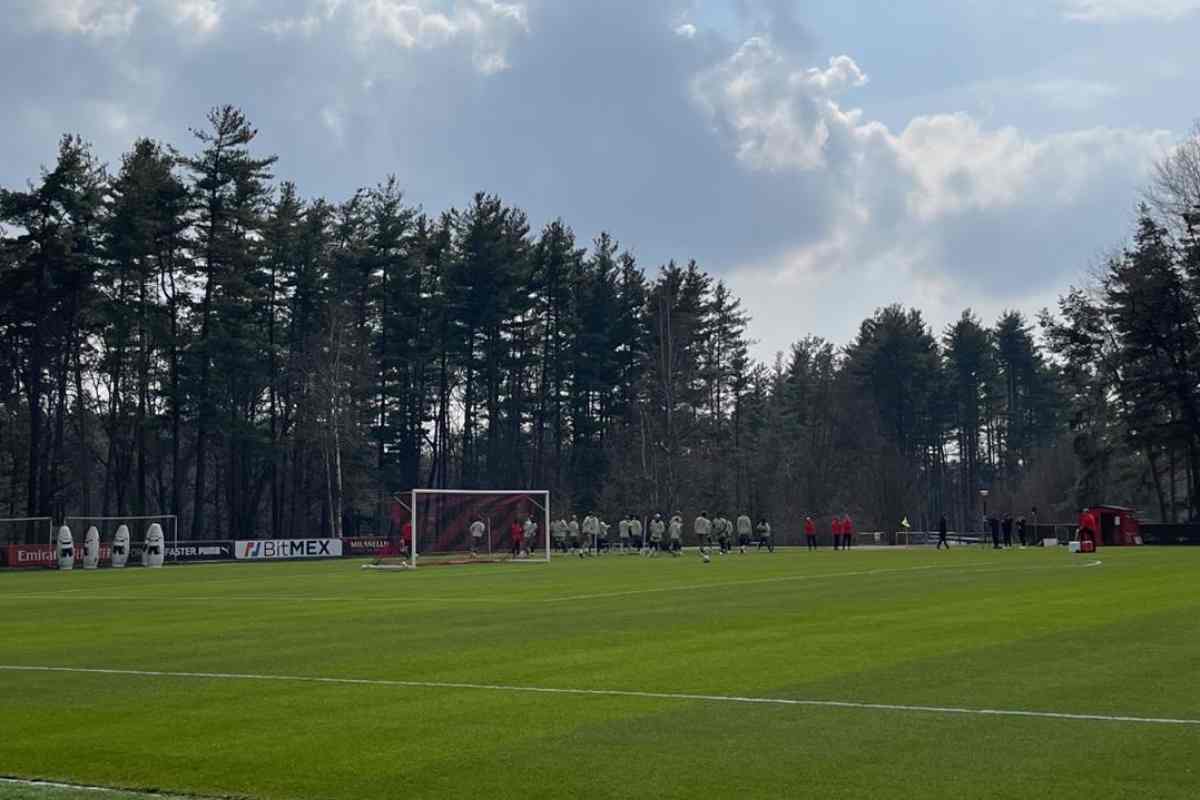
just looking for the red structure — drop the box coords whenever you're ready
[1082,506,1142,547]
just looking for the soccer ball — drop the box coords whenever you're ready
[703,553,711,563]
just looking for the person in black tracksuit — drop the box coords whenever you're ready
[1002,514,1013,548]
[989,515,1001,550]
[937,515,950,550]
[1017,516,1027,547]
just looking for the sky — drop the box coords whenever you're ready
[4,0,1199,361]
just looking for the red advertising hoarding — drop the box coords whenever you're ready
[4,544,112,569]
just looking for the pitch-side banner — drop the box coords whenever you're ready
[4,544,111,569]
[152,541,234,563]
[234,539,343,560]
[344,537,390,556]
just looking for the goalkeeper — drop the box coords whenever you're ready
[737,513,753,554]
[649,513,665,555]
[401,520,413,558]
[509,519,524,558]
[469,517,486,556]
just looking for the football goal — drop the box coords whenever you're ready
[369,490,551,569]
[0,516,54,546]
[63,515,178,561]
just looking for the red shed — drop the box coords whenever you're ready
[1086,506,1142,547]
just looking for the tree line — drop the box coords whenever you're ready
[1041,125,1200,524]
[2,106,1195,542]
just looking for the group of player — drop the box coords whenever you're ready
[539,512,776,560]
[484,511,858,561]
[394,510,859,562]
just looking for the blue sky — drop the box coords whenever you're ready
[4,0,1198,359]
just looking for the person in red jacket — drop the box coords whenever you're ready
[1078,508,1098,545]
[804,516,817,551]
[401,520,413,557]
[510,519,524,558]
[831,515,843,550]
[842,514,854,549]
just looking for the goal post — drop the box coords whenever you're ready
[410,489,551,567]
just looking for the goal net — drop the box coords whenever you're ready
[371,490,551,568]
[63,515,178,562]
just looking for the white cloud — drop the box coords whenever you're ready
[170,0,221,34]
[694,36,1171,357]
[264,0,343,38]
[797,55,868,94]
[691,38,869,172]
[15,0,221,38]
[1061,0,1200,21]
[18,0,139,38]
[694,36,1167,224]
[264,0,528,74]
[674,22,697,39]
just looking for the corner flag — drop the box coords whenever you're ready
[901,517,911,530]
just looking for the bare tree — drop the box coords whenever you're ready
[1146,121,1200,234]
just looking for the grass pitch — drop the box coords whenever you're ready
[1,546,1197,800]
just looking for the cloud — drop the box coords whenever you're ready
[263,0,528,74]
[16,0,139,38]
[692,35,1170,353]
[171,0,221,35]
[691,39,869,172]
[1061,0,1200,22]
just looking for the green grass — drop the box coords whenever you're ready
[1,547,1198,800]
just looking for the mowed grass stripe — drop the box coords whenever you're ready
[2,664,1198,726]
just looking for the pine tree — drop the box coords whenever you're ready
[181,106,277,539]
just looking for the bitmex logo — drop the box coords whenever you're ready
[234,539,341,560]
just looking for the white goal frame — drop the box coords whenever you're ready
[0,516,54,545]
[411,489,551,568]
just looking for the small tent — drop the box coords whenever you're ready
[1087,506,1141,546]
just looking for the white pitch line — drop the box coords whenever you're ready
[0,594,356,603]
[1,665,1195,728]
[0,776,190,799]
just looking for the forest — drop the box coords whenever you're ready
[2,106,1199,541]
